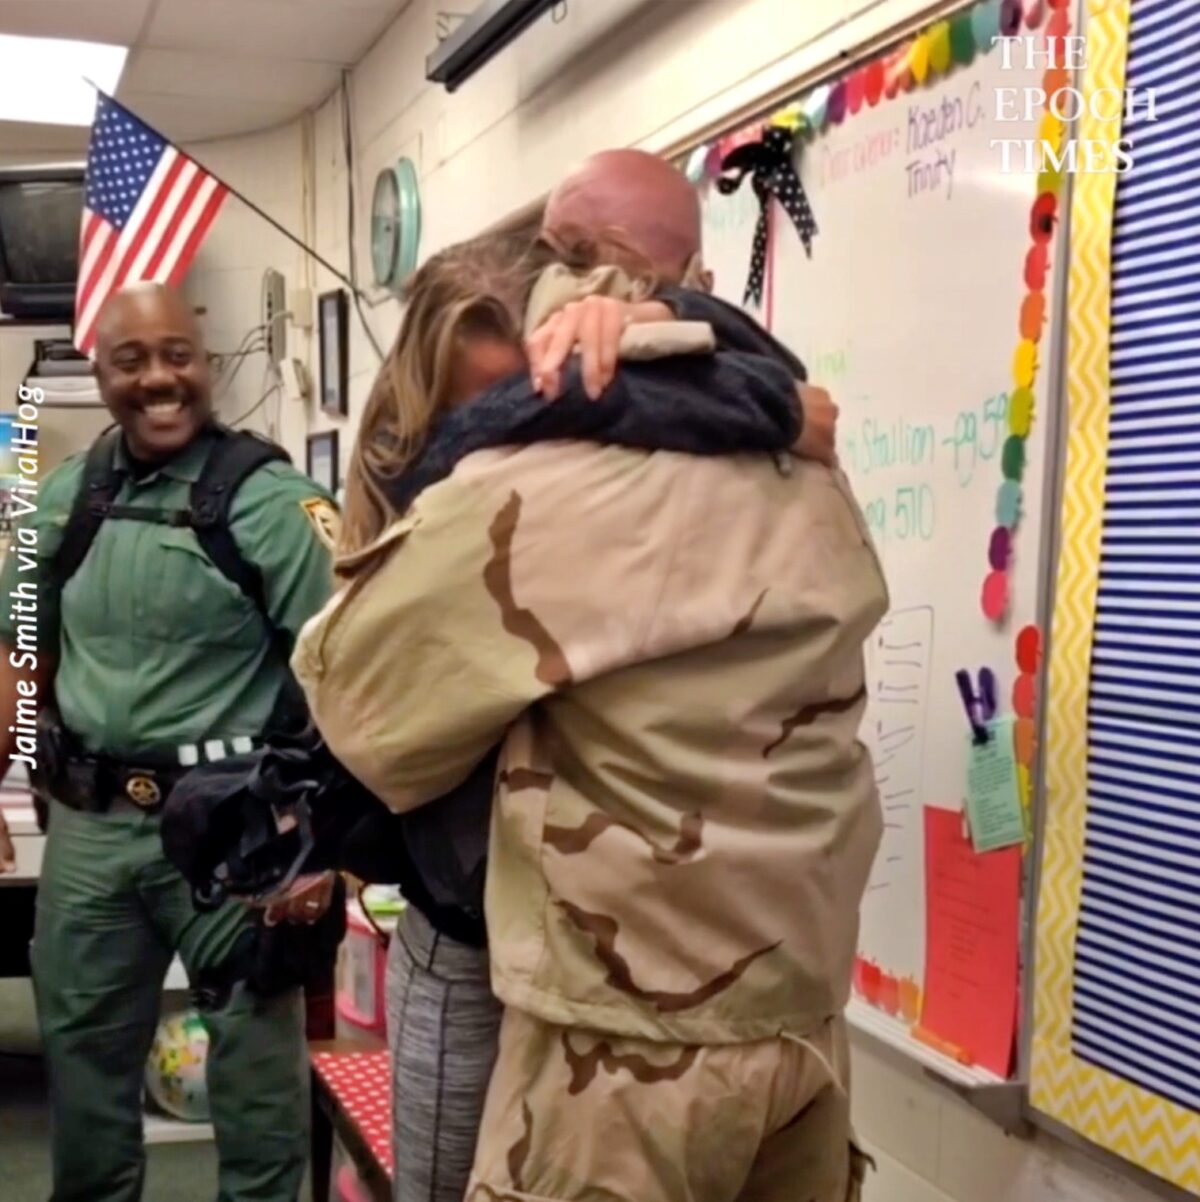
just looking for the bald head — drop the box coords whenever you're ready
[94,283,213,462]
[543,149,702,282]
[95,282,204,356]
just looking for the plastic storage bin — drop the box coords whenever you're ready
[335,899,390,1039]
[335,1161,373,1202]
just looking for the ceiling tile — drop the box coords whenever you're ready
[123,48,340,109]
[144,0,409,64]
[1,0,412,144]
[0,0,151,45]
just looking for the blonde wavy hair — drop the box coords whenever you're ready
[338,224,663,574]
[339,231,548,563]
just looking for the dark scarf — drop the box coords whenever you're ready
[374,338,800,517]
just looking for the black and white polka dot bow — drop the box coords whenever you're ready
[716,124,817,307]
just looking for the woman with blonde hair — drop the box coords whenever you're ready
[340,231,543,560]
[324,229,811,1202]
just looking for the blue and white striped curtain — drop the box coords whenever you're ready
[1072,0,1200,1112]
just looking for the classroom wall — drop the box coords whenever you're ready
[182,121,313,459]
[299,0,971,481]
[172,1,1168,1199]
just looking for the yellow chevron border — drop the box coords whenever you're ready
[1031,2,1200,1192]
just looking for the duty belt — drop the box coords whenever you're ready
[55,754,187,814]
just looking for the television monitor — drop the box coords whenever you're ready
[0,165,84,321]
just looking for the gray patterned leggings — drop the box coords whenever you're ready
[385,906,502,1202]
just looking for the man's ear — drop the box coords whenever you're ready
[679,253,713,293]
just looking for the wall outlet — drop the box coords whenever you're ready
[280,357,310,404]
[290,288,314,331]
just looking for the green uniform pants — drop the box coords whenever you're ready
[30,800,309,1202]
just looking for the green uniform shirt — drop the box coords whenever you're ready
[0,433,337,757]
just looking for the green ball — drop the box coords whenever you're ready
[1002,435,1027,482]
[951,13,977,65]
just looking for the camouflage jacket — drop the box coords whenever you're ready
[294,436,888,1043]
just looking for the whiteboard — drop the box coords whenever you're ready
[699,32,1061,1061]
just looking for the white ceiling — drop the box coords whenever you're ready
[0,0,412,158]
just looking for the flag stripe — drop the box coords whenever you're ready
[74,222,119,345]
[103,152,192,308]
[76,211,106,288]
[129,159,202,283]
[153,174,222,283]
[164,183,228,287]
[75,97,228,354]
[76,149,186,348]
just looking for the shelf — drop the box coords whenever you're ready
[847,997,1002,1087]
[847,997,1028,1134]
[143,1112,215,1145]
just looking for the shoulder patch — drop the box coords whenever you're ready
[299,497,341,551]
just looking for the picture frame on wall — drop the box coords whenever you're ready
[305,429,339,495]
[318,289,349,417]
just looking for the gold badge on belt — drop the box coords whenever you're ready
[125,775,163,807]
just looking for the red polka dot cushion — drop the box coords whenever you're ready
[312,1050,393,1177]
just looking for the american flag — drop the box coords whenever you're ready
[75,94,228,355]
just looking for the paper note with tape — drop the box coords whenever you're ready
[965,717,1026,853]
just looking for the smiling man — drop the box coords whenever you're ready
[0,283,338,1202]
[96,285,213,455]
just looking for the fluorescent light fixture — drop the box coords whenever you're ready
[0,34,127,126]
[426,0,558,93]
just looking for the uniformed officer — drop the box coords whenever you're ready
[0,283,339,1202]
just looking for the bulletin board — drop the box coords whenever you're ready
[1029,0,1200,1194]
[686,0,1074,1100]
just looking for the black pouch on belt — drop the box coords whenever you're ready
[30,704,91,828]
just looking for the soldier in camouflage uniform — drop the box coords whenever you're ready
[295,151,886,1201]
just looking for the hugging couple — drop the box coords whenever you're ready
[298,146,886,1202]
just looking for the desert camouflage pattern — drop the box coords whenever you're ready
[293,430,888,1044]
[525,263,718,360]
[466,1009,869,1202]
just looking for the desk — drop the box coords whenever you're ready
[310,1038,392,1202]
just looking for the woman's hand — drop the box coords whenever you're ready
[259,871,338,926]
[527,297,841,467]
[527,297,674,401]
[794,383,840,467]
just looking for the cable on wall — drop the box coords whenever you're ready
[340,71,386,364]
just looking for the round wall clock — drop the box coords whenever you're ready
[370,157,420,289]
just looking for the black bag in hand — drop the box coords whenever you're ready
[191,875,349,1007]
[162,725,495,947]
[161,726,402,907]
